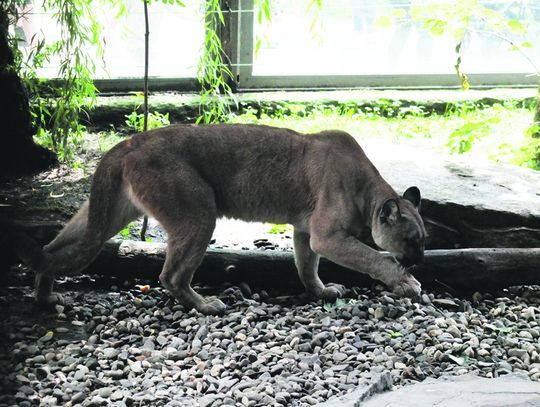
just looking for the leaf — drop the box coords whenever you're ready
[521,41,533,48]
[375,15,393,28]
[392,8,406,19]
[507,19,526,34]
[460,73,470,91]
[429,20,447,36]
[255,38,262,55]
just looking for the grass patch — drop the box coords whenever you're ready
[266,223,292,235]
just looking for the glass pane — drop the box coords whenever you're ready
[17,1,204,79]
[253,0,540,76]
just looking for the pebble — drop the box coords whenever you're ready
[2,273,539,407]
[102,347,119,359]
[374,307,385,320]
[98,387,112,398]
[110,389,124,401]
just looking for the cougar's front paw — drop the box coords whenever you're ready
[391,272,421,298]
[321,283,347,302]
[196,297,226,316]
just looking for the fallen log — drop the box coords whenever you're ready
[86,240,540,291]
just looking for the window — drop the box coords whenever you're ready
[18,1,204,80]
[16,0,540,89]
[252,0,540,77]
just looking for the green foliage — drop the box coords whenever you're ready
[445,103,502,154]
[266,224,291,235]
[323,298,357,312]
[117,222,139,239]
[98,130,123,152]
[124,91,172,132]
[307,0,324,41]
[125,110,170,132]
[254,0,271,55]
[118,226,131,238]
[196,0,236,124]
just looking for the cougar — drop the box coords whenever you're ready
[16,124,426,315]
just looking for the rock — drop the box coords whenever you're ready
[73,365,89,381]
[333,352,348,363]
[359,373,540,407]
[39,331,54,343]
[110,389,124,401]
[31,355,46,364]
[98,387,112,398]
[374,308,385,320]
[508,348,528,360]
[313,371,392,406]
[102,347,119,359]
[71,392,86,403]
[156,335,168,346]
[432,298,460,310]
[130,361,143,373]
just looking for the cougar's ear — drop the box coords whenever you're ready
[403,186,421,209]
[380,199,400,225]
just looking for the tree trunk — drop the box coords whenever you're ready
[0,7,56,175]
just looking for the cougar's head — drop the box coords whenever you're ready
[371,186,426,267]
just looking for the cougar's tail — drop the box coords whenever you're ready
[41,143,140,276]
[85,148,127,242]
[5,141,141,277]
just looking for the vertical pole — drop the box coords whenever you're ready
[238,0,254,88]
[143,0,149,133]
[140,0,150,241]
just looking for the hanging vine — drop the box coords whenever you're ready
[196,0,236,124]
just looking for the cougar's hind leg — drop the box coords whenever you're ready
[35,191,142,305]
[294,229,346,302]
[161,219,223,315]
[125,163,222,315]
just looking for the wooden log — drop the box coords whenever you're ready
[87,240,540,291]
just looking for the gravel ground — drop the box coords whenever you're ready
[1,267,539,407]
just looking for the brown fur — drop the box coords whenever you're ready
[28,124,425,314]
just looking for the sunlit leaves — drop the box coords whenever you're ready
[507,19,526,34]
[255,0,271,24]
[374,15,393,28]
